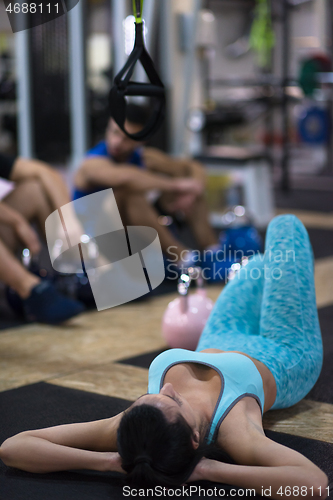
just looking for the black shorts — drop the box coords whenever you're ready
[0,153,16,180]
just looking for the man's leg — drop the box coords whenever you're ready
[183,194,218,250]
[1,179,53,246]
[158,192,218,251]
[116,189,189,262]
[0,181,85,323]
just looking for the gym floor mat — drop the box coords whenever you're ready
[117,348,166,368]
[259,227,333,260]
[275,188,333,213]
[306,228,333,259]
[306,305,333,404]
[0,382,332,500]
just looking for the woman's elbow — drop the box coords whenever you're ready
[316,471,329,499]
[0,433,29,468]
[0,437,17,467]
[307,470,329,500]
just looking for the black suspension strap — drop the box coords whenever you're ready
[109,0,166,141]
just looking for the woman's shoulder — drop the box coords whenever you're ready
[215,398,265,462]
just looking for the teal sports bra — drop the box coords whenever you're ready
[148,349,265,444]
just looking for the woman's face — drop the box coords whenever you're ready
[133,383,198,432]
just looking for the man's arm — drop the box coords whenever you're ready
[143,147,207,185]
[11,158,86,244]
[75,156,202,195]
[0,413,124,473]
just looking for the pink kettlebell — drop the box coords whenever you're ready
[162,268,214,351]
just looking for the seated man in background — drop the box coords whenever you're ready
[74,104,219,266]
[0,153,85,324]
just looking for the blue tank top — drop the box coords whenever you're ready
[73,141,145,201]
[148,349,265,444]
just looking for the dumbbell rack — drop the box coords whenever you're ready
[204,0,333,192]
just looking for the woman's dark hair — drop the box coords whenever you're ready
[117,404,208,488]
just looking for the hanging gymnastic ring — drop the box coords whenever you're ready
[109,20,166,141]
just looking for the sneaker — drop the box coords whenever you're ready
[200,247,235,283]
[23,281,85,324]
[6,286,25,317]
[219,225,263,258]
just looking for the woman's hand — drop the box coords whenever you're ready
[187,458,213,482]
[0,202,41,254]
[106,452,125,474]
[14,217,41,255]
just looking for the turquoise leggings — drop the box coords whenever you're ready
[196,215,323,409]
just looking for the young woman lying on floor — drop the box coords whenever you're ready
[0,215,328,499]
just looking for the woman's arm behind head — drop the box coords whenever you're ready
[0,413,124,473]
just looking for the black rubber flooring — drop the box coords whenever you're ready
[274,188,333,213]
[1,382,332,500]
